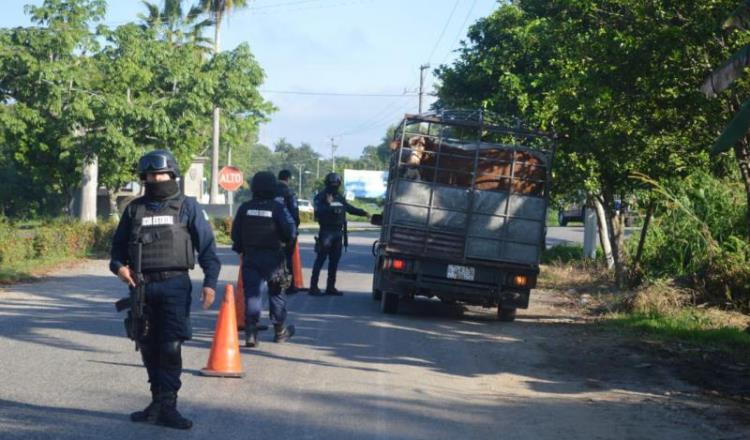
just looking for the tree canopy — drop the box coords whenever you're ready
[0,0,273,217]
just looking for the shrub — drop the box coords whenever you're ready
[0,217,118,268]
[299,211,314,224]
[632,171,750,312]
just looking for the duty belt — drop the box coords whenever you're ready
[142,270,188,284]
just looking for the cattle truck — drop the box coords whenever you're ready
[371,110,556,321]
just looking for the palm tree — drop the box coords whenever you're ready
[199,0,250,204]
[139,0,213,50]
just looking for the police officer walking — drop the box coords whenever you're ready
[110,150,221,430]
[309,172,369,296]
[231,171,297,347]
[276,169,300,294]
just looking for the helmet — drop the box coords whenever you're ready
[251,171,278,199]
[324,172,342,188]
[138,149,180,180]
[278,169,292,181]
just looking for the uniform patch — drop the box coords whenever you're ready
[142,215,175,226]
[330,202,344,207]
[246,209,273,218]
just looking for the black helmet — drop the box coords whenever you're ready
[324,172,342,188]
[138,149,180,180]
[251,171,278,199]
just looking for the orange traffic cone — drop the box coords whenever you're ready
[292,240,306,291]
[235,260,246,330]
[201,284,245,378]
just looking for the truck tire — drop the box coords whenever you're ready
[381,291,399,314]
[498,306,517,322]
[557,211,567,227]
[372,262,383,301]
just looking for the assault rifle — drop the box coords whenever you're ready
[115,240,149,351]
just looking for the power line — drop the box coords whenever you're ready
[426,0,461,64]
[260,89,416,97]
[440,0,480,66]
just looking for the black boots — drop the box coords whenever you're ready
[131,390,192,430]
[325,287,343,296]
[308,286,324,296]
[130,390,159,423]
[274,324,295,343]
[156,391,193,430]
[245,327,258,348]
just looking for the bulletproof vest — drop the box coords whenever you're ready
[129,196,195,272]
[240,199,282,253]
[317,193,346,228]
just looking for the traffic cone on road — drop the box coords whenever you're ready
[292,240,306,291]
[201,284,244,378]
[235,260,246,331]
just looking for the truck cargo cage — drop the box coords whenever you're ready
[383,109,557,267]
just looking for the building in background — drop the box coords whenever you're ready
[343,169,388,200]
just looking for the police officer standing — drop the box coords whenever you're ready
[309,172,369,296]
[276,169,300,294]
[110,150,220,430]
[232,171,297,347]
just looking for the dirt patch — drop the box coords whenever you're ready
[532,287,750,411]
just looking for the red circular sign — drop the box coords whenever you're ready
[218,166,244,192]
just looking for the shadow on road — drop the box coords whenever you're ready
[1,237,748,439]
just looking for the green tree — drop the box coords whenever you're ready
[0,0,106,216]
[139,0,213,50]
[199,0,250,204]
[435,0,746,287]
[701,1,750,239]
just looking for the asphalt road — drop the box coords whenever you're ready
[0,231,746,439]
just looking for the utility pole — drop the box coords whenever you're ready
[298,165,303,196]
[316,157,321,179]
[330,137,337,172]
[419,63,430,114]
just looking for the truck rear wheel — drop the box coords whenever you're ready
[498,306,517,322]
[372,262,383,301]
[381,291,399,314]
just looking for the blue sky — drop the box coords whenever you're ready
[0,0,498,158]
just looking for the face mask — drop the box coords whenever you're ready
[145,179,179,201]
[326,185,339,194]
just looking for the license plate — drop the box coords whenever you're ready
[447,264,475,281]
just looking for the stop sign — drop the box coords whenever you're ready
[218,166,244,192]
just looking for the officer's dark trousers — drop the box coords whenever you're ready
[140,273,192,394]
[310,233,343,290]
[242,260,287,326]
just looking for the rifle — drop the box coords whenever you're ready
[115,240,149,351]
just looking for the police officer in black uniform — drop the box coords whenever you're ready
[276,169,300,294]
[110,150,220,430]
[231,171,297,347]
[309,172,369,296]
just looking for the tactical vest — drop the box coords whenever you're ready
[240,200,282,253]
[129,197,195,272]
[316,193,346,228]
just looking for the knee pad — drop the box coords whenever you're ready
[159,341,183,370]
[139,342,159,368]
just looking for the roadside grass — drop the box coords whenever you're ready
[540,247,750,352]
[0,255,86,284]
[604,310,750,350]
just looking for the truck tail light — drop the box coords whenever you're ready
[392,259,406,271]
[511,274,536,288]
